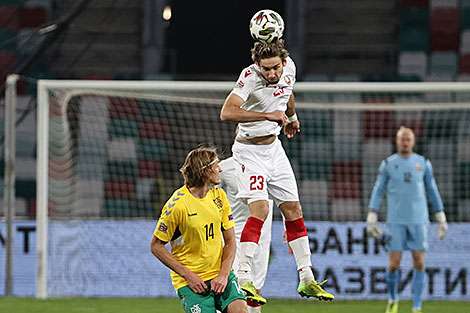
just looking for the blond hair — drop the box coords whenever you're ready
[251,39,289,64]
[396,126,415,139]
[179,146,219,188]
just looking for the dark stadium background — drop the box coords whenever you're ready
[166,1,285,76]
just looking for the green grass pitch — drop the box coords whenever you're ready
[0,298,467,313]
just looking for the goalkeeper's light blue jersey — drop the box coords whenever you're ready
[368,153,444,224]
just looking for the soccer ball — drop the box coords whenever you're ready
[249,9,285,43]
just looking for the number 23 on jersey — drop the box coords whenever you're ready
[249,175,265,191]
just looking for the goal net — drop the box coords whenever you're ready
[33,80,470,298]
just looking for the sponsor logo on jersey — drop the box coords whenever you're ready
[228,214,233,220]
[415,163,422,171]
[273,86,285,97]
[158,221,168,233]
[284,75,292,85]
[236,80,245,89]
[241,164,245,173]
[244,69,252,78]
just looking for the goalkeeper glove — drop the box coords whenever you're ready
[435,211,448,240]
[366,211,382,239]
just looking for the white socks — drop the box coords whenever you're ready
[237,241,258,285]
[248,306,261,313]
[289,236,314,284]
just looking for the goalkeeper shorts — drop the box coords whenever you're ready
[385,223,429,252]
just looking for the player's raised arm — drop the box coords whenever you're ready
[220,93,287,125]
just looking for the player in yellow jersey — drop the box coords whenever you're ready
[151,146,248,313]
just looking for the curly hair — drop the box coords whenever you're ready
[179,145,219,188]
[251,39,289,64]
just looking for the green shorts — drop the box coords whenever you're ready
[177,270,246,313]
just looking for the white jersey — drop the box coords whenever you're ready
[230,56,296,139]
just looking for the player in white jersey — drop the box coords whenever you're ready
[220,39,334,305]
[220,157,272,313]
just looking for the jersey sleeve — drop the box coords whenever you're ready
[230,67,256,102]
[368,160,389,211]
[219,189,235,231]
[288,57,297,83]
[154,199,181,242]
[423,159,444,212]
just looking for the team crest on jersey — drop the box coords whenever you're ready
[415,163,422,171]
[244,69,252,78]
[236,80,245,89]
[284,75,292,85]
[158,221,168,233]
[213,196,223,209]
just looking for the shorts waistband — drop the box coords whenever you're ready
[234,137,279,147]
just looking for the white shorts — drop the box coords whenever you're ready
[232,200,273,289]
[232,138,299,205]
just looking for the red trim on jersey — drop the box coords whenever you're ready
[240,216,264,243]
[285,218,308,242]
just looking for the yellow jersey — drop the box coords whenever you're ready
[154,185,235,290]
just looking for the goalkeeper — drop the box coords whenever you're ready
[366,126,448,313]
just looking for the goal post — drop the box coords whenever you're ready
[34,80,470,298]
[35,80,236,298]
